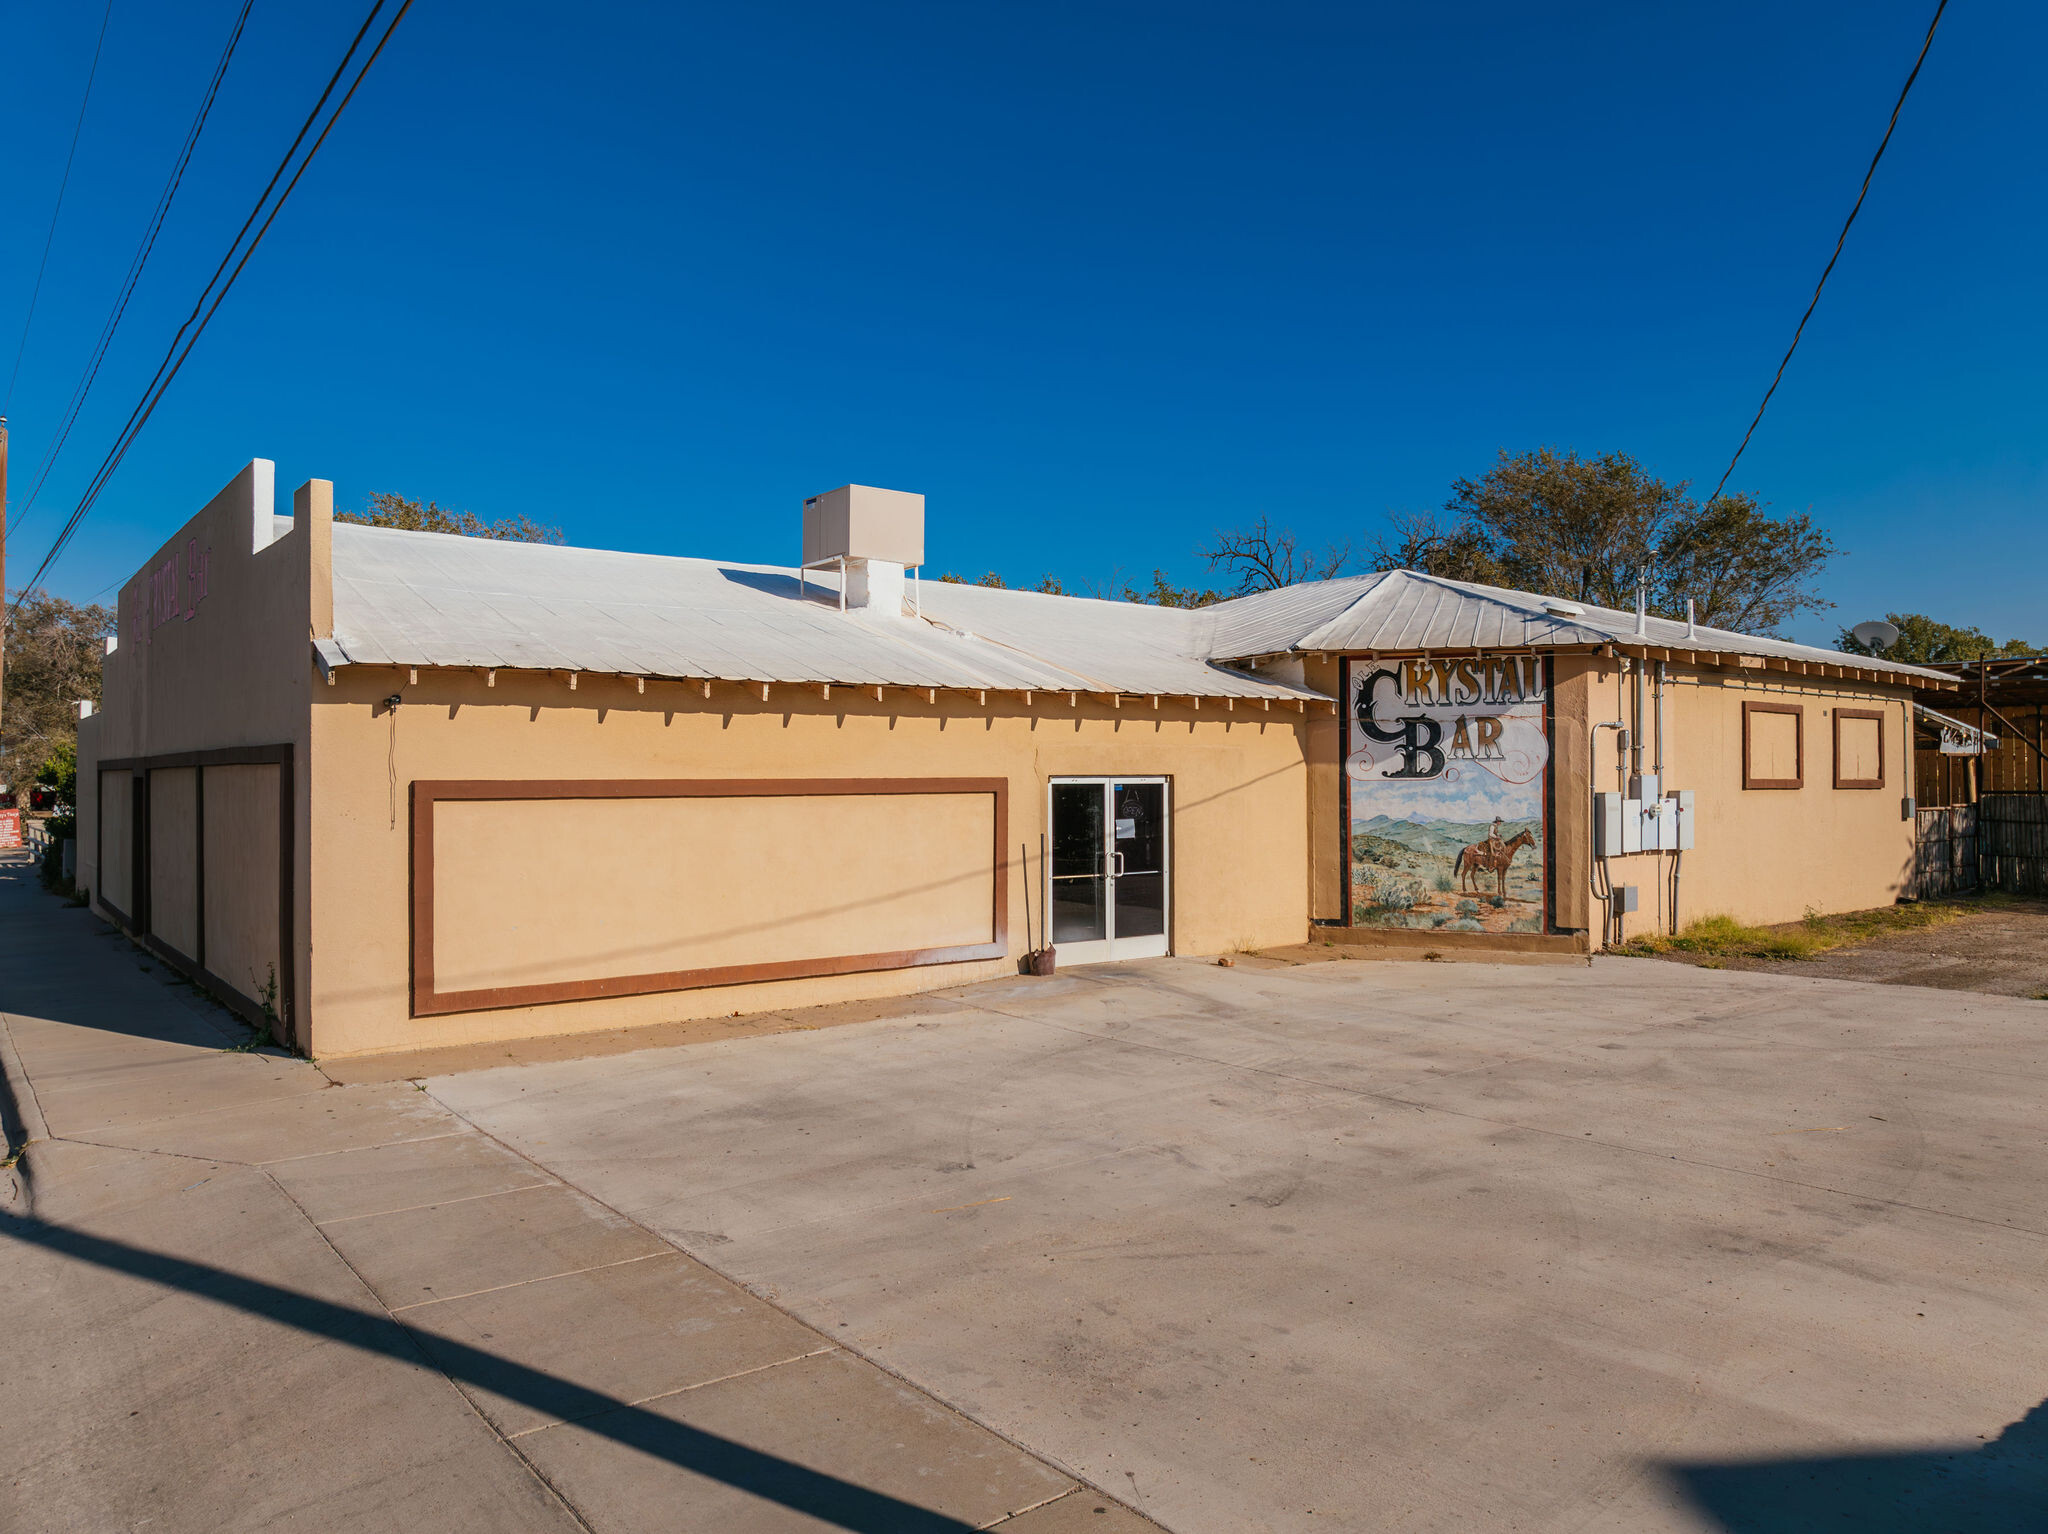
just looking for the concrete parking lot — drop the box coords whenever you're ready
[429,954,2048,1534]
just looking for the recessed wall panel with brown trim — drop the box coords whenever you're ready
[411,778,1010,1017]
[1742,701,1803,790]
[96,746,296,1045]
[203,764,284,1003]
[1833,707,1886,789]
[148,767,201,964]
[98,769,135,921]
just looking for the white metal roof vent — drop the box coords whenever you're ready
[801,484,925,617]
[1542,599,1586,618]
[802,485,924,567]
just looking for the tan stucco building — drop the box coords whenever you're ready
[77,462,1946,1060]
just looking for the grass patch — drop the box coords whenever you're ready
[1620,898,1987,962]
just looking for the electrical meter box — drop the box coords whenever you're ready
[1598,789,1697,854]
[1595,793,1623,857]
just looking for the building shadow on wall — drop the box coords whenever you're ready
[1663,1400,2048,1533]
[1,1209,980,1533]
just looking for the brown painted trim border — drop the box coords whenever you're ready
[1833,707,1886,790]
[410,777,1010,1018]
[1741,700,1804,790]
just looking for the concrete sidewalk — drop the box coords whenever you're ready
[0,854,1156,1534]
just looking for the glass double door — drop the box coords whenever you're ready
[1049,778,1170,964]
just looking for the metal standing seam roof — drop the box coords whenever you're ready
[1202,567,1952,684]
[318,521,1323,701]
[315,522,1948,696]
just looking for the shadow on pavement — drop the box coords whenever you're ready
[1,1208,978,1533]
[1664,1401,2048,1532]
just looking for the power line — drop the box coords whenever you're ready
[6,0,414,613]
[1701,0,1949,510]
[11,0,256,540]
[3,0,115,415]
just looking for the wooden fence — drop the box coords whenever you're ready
[1914,805,1978,898]
[1979,793,2048,896]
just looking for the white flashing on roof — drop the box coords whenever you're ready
[322,522,1325,702]
[1204,568,1947,682]
[315,524,1944,699]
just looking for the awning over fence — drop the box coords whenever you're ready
[1917,704,1999,757]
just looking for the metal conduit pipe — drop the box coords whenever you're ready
[1630,657,1645,784]
[1590,718,1627,947]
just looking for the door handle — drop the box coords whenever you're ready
[1112,851,1126,877]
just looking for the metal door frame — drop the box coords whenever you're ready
[1045,775,1172,964]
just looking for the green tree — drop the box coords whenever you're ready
[36,739,78,811]
[1368,448,1835,635]
[1366,509,1505,586]
[1,590,115,800]
[1835,612,2035,664]
[336,491,562,543]
[1121,569,1225,608]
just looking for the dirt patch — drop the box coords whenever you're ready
[1627,895,2048,999]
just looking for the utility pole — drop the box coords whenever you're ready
[1,414,8,732]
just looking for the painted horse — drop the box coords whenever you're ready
[1453,828,1535,897]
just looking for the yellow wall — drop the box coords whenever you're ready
[1562,658,1917,939]
[429,790,998,992]
[1302,654,1348,922]
[1312,651,1915,946]
[77,463,329,1037]
[308,667,1313,1059]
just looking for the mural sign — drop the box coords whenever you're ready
[1346,655,1549,934]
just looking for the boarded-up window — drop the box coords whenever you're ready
[149,768,200,961]
[413,779,1007,1016]
[1743,702,1803,790]
[100,770,134,916]
[203,764,283,1004]
[1834,708,1885,789]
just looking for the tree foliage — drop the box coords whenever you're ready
[1367,448,1836,636]
[1835,612,2035,664]
[2,590,115,797]
[336,491,562,544]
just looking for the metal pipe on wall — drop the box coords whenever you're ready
[1630,658,1645,782]
[1590,718,1626,947]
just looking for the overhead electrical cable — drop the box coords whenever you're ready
[3,0,116,414]
[6,0,414,614]
[1699,0,1948,511]
[11,0,256,539]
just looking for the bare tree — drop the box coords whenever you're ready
[1200,514,1349,595]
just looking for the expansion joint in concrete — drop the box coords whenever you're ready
[265,1160,602,1534]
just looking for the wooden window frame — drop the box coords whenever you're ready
[410,777,1010,1018]
[1832,707,1887,790]
[1741,701,1804,790]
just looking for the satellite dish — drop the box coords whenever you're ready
[1851,620,1901,653]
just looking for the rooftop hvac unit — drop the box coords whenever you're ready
[802,485,925,569]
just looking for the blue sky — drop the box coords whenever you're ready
[3,1,2042,646]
